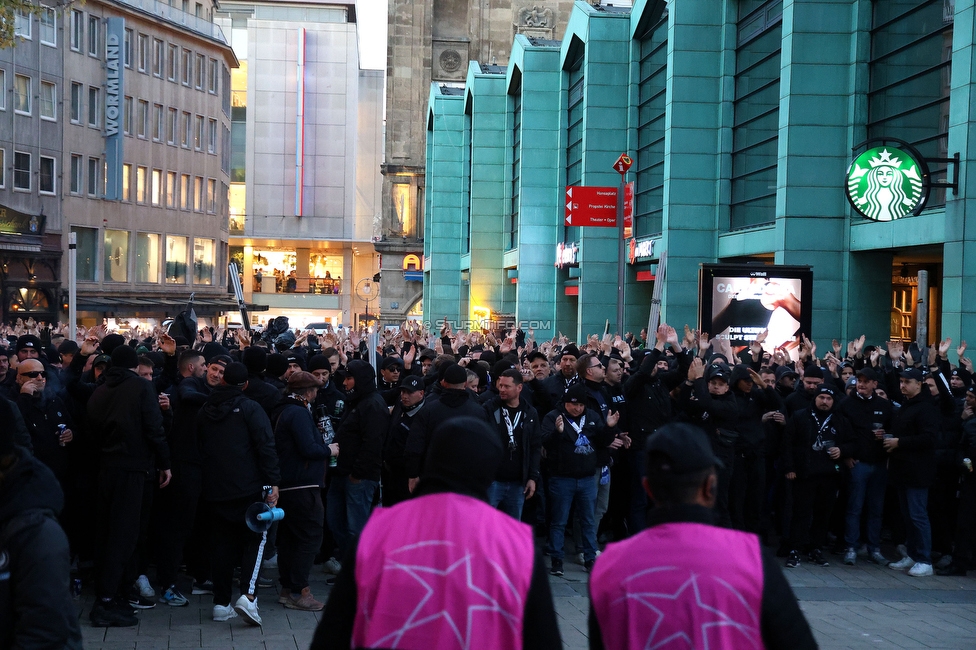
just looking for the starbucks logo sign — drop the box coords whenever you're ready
[846,146,926,221]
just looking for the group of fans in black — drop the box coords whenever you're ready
[0,317,973,648]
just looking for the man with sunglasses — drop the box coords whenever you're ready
[14,359,74,485]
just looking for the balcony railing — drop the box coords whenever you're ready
[253,275,342,295]
[114,0,229,45]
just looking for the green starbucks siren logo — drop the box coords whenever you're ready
[846,146,925,221]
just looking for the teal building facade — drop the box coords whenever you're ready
[424,0,969,350]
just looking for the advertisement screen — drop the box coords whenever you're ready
[698,264,813,362]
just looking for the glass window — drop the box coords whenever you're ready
[180,174,190,209]
[104,229,129,282]
[194,177,203,211]
[194,115,203,149]
[195,54,205,90]
[635,10,668,236]
[40,8,56,46]
[182,49,192,86]
[39,81,56,120]
[209,58,218,93]
[39,156,55,194]
[566,64,584,188]
[0,149,4,188]
[153,104,162,141]
[151,169,162,206]
[87,157,99,196]
[165,235,188,284]
[207,178,216,212]
[193,239,214,285]
[122,163,131,201]
[208,118,217,153]
[182,112,191,147]
[166,171,177,207]
[136,166,147,203]
[13,152,30,191]
[70,10,83,51]
[87,15,99,57]
[137,99,148,138]
[88,86,99,127]
[508,86,520,251]
[123,28,132,67]
[731,0,782,230]
[167,107,177,144]
[70,154,82,193]
[138,34,149,72]
[0,70,5,111]
[72,226,97,281]
[14,9,31,39]
[136,233,160,283]
[14,74,30,114]
[123,96,132,134]
[153,39,163,77]
[70,82,81,122]
[167,44,178,81]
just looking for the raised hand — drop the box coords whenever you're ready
[687,356,704,381]
[938,337,952,358]
[958,340,968,360]
[832,339,842,356]
[887,340,904,361]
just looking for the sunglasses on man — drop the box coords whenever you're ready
[20,370,47,378]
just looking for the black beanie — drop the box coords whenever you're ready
[421,416,503,500]
[111,345,138,369]
[101,333,126,354]
[308,354,332,372]
[202,342,229,363]
[241,346,268,374]
[266,354,288,379]
[223,362,249,387]
[442,364,467,385]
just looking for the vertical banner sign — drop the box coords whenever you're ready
[294,27,306,216]
[104,18,125,201]
[623,181,634,239]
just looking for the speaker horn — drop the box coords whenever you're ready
[245,502,285,533]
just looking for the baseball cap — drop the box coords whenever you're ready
[382,356,404,370]
[901,367,925,381]
[563,384,587,404]
[705,362,730,382]
[92,354,111,367]
[645,423,723,475]
[400,375,424,392]
[855,367,879,382]
[209,354,232,368]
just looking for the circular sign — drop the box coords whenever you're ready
[846,146,926,221]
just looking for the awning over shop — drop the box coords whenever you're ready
[77,295,270,315]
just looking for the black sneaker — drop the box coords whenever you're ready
[191,580,214,595]
[90,600,138,627]
[257,576,274,588]
[128,589,156,609]
[785,550,800,569]
[808,549,830,567]
[936,563,968,577]
[550,559,564,577]
[584,559,596,573]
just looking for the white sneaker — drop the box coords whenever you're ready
[889,556,914,570]
[135,574,155,599]
[213,604,237,622]
[908,562,933,577]
[323,557,342,575]
[575,552,585,565]
[869,551,888,565]
[261,554,278,570]
[234,595,262,626]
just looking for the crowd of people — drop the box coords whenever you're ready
[1,314,973,647]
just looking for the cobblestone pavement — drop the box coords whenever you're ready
[77,551,976,649]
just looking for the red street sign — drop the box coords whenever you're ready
[565,186,617,227]
[613,153,633,175]
[623,181,634,239]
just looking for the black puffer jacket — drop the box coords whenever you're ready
[541,404,615,479]
[14,391,73,480]
[88,366,170,472]
[334,360,390,482]
[888,391,938,488]
[405,387,489,477]
[782,407,850,479]
[170,374,211,465]
[273,396,333,489]
[0,448,83,650]
[197,386,280,501]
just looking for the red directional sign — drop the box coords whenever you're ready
[565,186,617,227]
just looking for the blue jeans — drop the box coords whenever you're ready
[844,461,887,552]
[488,481,526,521]
[326,476,378,558]
[897,487,932,563]
[548,475,597,562]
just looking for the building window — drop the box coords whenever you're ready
[182,49,192,86]
[88,86,99,127]
[14,74,30,115]
[208,58,218,93]
[193,238,214,285]
[72,226,97,281]
[136,166,147,203]
[207,178,216,212]
[136,233,160,283]
[70,10,83,51]
[165,235,188,284]
[87,157,99,196]
[122,163,132,201]
[104,229,129,282]
[123,96,132,135]
[70,82,81,122]
[153,104,163,141]
[40,8,56,46]
[70,154,82,193]
[14,9,31,39]
[0,149,5,188]
[731,0,783,230]
[195,54,205,90]
[39,81,56,120]
[167,108,177,144]
[194,115,203,150]
[153,39,163,77]
[39,156,55,194]
[181,112,191,147]
[87,15,99,57]
[138,34,149,73]
[180,174,190,210]
[123,28,132,67]
[0,70,5,111]
[635,9,668,237]
[137,99,148,138]
[151,169,162,206]
[167,44,178,81]
[868,0,953,208]
[14,152,30,191]
[166,171,177,207]
[508,85,521,251]
[193,176,203,211]
[566,54,584,188]
[208,118,217,153]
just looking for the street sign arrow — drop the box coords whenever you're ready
[565,186,618,227]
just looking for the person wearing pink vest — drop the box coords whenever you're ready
[588,423,817,650]
[310,416,561,650]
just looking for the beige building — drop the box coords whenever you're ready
[61,0,238,322]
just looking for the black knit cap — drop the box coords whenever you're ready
[421,416,503,500]
[241,346,268,374]
[223,362,249,387]
[307,354,332,372]
[111,345,138,369]
[101,333,126,354]
[442,364,468,385]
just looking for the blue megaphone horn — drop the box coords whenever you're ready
[245,502,285,533]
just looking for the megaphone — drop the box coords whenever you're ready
[245,502,285,533]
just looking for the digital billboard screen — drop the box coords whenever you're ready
[698,264,813,362]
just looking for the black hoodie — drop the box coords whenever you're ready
[334,360,390,482]
[0,448,83,649]
[405,387,489,477]
[88,366,170,472]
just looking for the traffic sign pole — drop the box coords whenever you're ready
[613,153,632,335]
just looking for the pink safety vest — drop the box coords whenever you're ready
[352,492,535,650]
[590,521,767,650]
